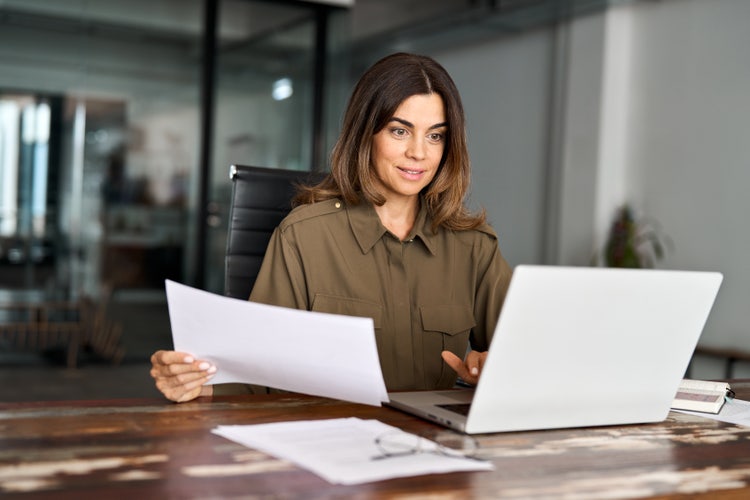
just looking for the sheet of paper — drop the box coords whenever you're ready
[673,398,750,427]
[212,418,493,485]
[165,280,388,406]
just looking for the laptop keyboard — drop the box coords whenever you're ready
[437,403,472,416]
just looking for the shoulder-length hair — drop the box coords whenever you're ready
[295,52,485,231]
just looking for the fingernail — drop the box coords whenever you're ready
[198,362,210,370]
[207,365,217,374]
[471,367,478,376]
[184,356,194,363]
[206,373,215,380]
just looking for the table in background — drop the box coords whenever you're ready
[2,381,750,499]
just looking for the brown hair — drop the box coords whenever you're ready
[294,52,486,231]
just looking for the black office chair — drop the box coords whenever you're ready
[224,164,326,300]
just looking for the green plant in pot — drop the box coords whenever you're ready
[597,205,672,268]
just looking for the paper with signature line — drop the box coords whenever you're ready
[165,280,388,406]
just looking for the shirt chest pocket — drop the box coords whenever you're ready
[420,305,476,387]
[419,305,476,359]
[420,304,476,340]
[311,294,382,329]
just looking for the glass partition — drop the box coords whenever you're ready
[0,94,58,290]
[0,0,204,300]
[0,0,350,301]
[204,0,333,294]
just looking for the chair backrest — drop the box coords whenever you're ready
[224,165,326,300]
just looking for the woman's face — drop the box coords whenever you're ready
[371,93,446,205]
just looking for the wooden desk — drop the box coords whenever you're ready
[2,382,750,499]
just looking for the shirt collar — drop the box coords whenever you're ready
[346,197,438,256]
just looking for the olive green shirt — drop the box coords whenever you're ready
[230,197,513,394]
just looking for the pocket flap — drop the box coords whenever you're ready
[420,305,475,336]
[311,294,382,329]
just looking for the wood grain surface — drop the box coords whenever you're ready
[1,381,749,498]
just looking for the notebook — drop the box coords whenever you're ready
[387,265,723,434]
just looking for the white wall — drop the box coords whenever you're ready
[556,0,749,377]
[556,13,608,266]
[431,29,555,267]
[626,0,750,376]
[421,0,750,377]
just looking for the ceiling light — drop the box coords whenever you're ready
[272,78,293,101]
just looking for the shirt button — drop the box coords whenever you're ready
[335,202,341,209]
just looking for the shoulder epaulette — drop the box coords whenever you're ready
[279,198,344,231]
[474,222,498,240]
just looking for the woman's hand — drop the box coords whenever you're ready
[441,350,488,386]
[150,350,216,402]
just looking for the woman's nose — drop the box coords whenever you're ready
[406,137,426,160]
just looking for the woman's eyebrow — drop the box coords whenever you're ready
[390,117,448,130]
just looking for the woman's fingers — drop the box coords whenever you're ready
[163,375,209,402]
[465,350,487,378]
[441,350,488,386]
[150,350,216,402]
[155,371,212,402]
[441,350,472,382]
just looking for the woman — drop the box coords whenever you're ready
[151,52,512,402]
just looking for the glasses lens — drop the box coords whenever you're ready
[376,431,422,456]
[432,431,479,458]
[374,430,481,460]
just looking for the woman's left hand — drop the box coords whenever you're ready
[441,350,488,386]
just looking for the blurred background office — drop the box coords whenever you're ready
[0,0,748,401]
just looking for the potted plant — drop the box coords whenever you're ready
[595,205,673,268]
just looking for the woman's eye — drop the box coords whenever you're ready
[391,127,407,137]
[428,132,444,142]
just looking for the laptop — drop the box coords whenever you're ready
[387,265,723,434]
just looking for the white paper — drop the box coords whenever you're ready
[212,418,493,485]
[165,280,389,406]
[673,398,750,427]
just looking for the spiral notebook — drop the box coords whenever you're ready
[387,265,723,434]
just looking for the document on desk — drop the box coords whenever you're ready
[212,418,493,485]
[165,280,388,406]
[673,398,750,427]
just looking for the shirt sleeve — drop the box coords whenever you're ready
[249,225,310,310]
[221,225,308,396]
[470,236,512,353]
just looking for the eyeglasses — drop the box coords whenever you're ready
[372,429,484,461]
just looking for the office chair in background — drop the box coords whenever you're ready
[224,165,326,300]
